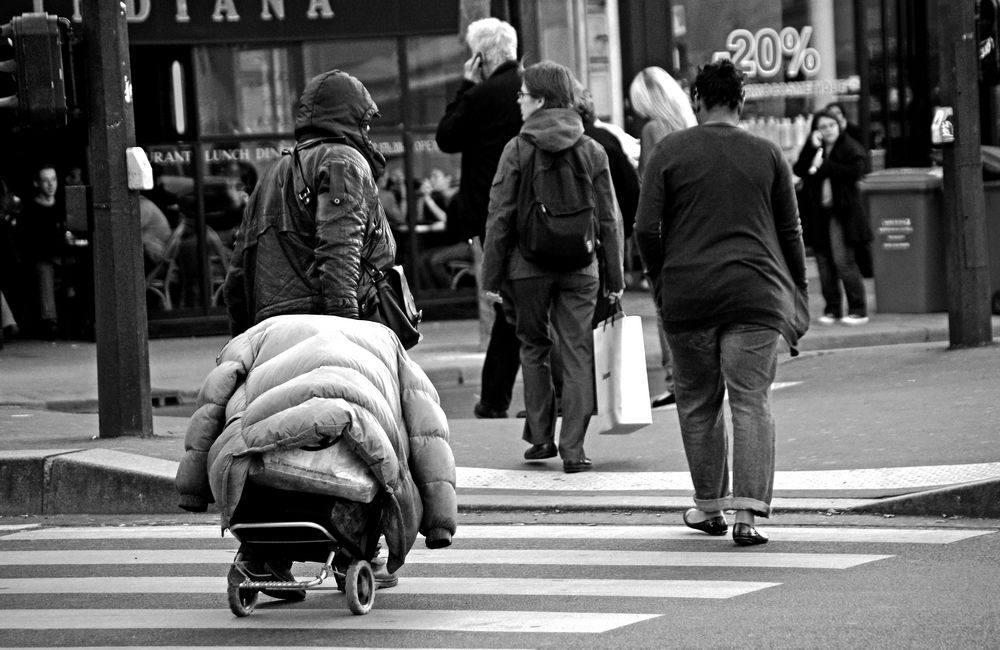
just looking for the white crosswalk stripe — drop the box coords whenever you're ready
[4,524,989,544]
[0,547,892,569]
[0,608,658,633]
[0,576,778,599]
[0,523,993,643]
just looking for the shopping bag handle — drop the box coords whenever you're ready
[597,298,626,331]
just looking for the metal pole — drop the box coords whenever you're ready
[937,0,994,348]
[82,0,152,436]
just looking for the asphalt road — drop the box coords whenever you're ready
[435,343,997,473]
[1,514,997,649]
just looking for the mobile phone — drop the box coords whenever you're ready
[472,52,483,68]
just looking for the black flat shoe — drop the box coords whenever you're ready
[524,442,557,460]
[563,458,593,473]
[732,522,769,546]
[682,508,728,536]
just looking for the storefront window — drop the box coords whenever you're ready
[194,46,297,136]
[673,0,861,163]
[406,34,466,127]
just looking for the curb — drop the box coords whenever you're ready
[4,450,997,518]
[844,478,1000,518]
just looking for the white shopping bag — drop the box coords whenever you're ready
[592,311,652,434]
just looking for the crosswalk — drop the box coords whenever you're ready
[0,522,993,646]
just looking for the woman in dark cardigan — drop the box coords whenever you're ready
[793,109,872,326]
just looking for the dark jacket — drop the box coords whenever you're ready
[480,107,625,293]
[585,121,639,238]
[435,60,523,241]
[792,132,872,251]
[634,123,808,354]
[223,71,396,336]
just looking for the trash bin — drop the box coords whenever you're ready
[982,181,1000,314]
[858,168,947,313]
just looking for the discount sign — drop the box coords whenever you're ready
[716,26,821,79]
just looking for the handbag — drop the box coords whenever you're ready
[361,257,423,349]
[592,306,652,434]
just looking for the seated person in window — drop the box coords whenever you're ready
[417,169,470,289]
[140,195,172,275]
[379,167,407,229]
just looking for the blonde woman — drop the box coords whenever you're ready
[628,66,697,408]
[629,66,697,177]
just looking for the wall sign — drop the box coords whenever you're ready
[714,26,821,79]
[1,0,458,43]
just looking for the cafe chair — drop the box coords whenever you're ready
[146,221,188,311]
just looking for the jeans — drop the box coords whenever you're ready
[815,210,867,318]
[511,273,599,461]
[667,323,780,517]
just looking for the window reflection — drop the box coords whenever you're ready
[303,40,401,124]
[195,46,296,135]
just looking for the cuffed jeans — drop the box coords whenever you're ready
[667,323,780,517]
[815,209,867,318]
[511,273,599,462]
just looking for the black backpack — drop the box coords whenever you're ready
[516,134,597,271]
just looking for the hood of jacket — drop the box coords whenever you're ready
[519,107,584,153]
[295,70,386,179]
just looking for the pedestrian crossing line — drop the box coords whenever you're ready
[0,576,779,599]
[4,644,516,650]
[440,525,992,544]
[0,548,891,569]
[4,524,990,545]
[0,608,659,633]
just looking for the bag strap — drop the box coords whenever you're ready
[359,256,385,282]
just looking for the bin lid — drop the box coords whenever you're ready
[858,167,943,192]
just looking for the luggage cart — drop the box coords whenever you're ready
[226,521,376,616]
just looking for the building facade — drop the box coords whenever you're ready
[0,0,970,336]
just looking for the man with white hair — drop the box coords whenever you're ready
[436,17,524,420]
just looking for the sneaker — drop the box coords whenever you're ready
[817,313,839,325]
[473,402,508,419]
[841,314,869,326]
[651,391,676,408]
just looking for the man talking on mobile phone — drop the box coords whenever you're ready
[436,17,524,420]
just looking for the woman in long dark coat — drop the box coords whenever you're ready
[793,109,872,326]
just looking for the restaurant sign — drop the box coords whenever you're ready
[1,1,459,43]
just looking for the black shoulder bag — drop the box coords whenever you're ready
[360,257,423,350]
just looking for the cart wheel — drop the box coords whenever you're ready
[228,584,258,617]
[345,560,375,615]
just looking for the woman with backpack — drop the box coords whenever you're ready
[480,61,625,474]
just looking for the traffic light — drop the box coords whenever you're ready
[0,13,71,127]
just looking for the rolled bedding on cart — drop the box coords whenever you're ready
[175,314,458,573]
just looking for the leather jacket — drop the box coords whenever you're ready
[223,70,395,335]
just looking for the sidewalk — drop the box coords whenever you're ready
[2,270,999,519]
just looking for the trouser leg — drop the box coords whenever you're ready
[667,326,730,510]
[511,276,557,444]
[479,300,521,411]
[720,324,780,517]
[548,273,598,460]
[828,219,867,316]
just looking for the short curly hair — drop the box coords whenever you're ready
[692,59,745,111]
